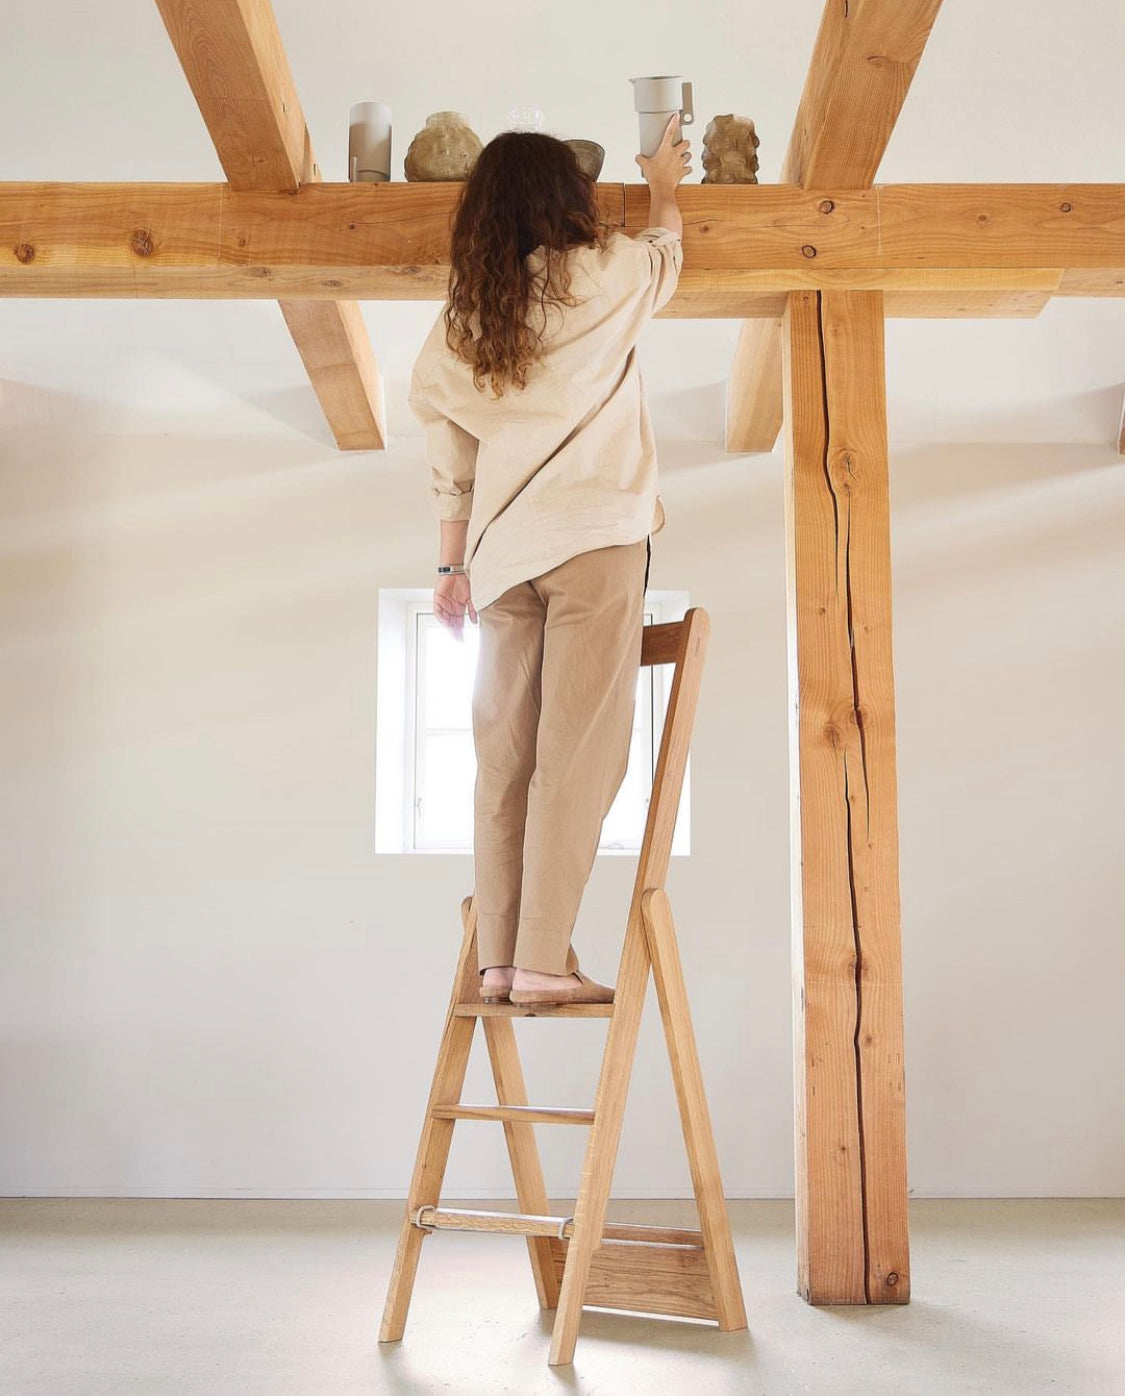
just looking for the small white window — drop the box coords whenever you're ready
[376,588,691,856]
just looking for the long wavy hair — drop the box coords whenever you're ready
[444,132,613,398]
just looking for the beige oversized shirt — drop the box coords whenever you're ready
[408,226,683,612]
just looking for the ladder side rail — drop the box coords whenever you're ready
[483,1015,563,1306]
[634,606,711,897]
[548,607,712,1364]
[379,895,481,1342]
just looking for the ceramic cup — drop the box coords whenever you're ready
[349,101,392,182]
[630,75,694,157]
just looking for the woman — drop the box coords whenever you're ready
[408,113,691,1007]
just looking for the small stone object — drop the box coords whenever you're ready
[564,139,605,180]
[701,114,760,184]
[404,111,483,181]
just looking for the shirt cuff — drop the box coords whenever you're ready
[635,225,682,243]
[430,487,474,522]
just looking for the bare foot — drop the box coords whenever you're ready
[481,966,515,999]
[510,968,614,1005]
[512,969,581,992]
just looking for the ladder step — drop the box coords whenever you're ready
[431,1104,594,1126]
[413,1206,706,1248]
[454,1002,615,1018]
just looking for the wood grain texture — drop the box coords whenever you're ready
[556,1241,718,1321]
[454,1001,615,1018]
[154,0,384,447]
[549,610,723,1365]
[414,1208,703,1248]
[432,1105,595,1126]
[380,613,744,1366]
[278,299,385,449]
[378,896,480,1343]
[781,289,910,1306]
[641,888,747,1330]
[726,317,784,450]
[783,0,946,187]
[482,1017,561,1308]
[725,0,946,449]
[3,183,1120,298]
[153,0,312,191]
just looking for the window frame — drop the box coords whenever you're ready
[376,587,691,856]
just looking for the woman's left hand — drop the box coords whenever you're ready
[434,572,478,640]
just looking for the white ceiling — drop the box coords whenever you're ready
[2,0,1123,452]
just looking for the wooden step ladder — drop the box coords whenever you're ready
[379,606,747,1366]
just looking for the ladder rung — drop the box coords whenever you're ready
[431,1104,594,1126]
[412,1207,706,1249]
[416,1207,565,1237]
[454,1002,615,1018]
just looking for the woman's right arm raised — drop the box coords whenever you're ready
[635,112,692,238]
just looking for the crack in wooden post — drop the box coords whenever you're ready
[784,287,909,1306]
[815,289,872,1302]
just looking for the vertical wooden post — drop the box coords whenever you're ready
[781,289,910,1306]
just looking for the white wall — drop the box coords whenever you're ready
[1,393,1122,1198]
[1,0,1123,1202]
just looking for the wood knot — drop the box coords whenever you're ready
[823,722,843,749]
[818,199,834,214]
[14,243,35,264]
[801,244,817,258]
[130,229,155,258]
[1060,202,1072,213]
[886,1271,900,1287]
[976,213,989,224]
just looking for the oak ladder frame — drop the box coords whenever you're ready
[378,607,748,1366]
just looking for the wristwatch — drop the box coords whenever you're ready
[436,564,466,575]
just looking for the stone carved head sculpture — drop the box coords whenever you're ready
[701,113,760,184]
[404,112,484,181]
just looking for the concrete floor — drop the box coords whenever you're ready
[1,1198,1122,1395]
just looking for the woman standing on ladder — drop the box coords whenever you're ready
[409,113,691,1008]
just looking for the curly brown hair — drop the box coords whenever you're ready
[444,132,613,398]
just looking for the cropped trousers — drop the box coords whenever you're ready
[471,537,650,975]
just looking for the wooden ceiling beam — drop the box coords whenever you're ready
[782,0,946,187]
[727,0,946,451]
[4,183,1121,299]
[154,0,313,192]
[154,0,385,450]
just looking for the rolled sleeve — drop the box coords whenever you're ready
[631,226,684,315]
[408,367,478,522]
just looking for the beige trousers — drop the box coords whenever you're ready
[471,538,649,975]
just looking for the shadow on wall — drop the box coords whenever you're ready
[889,438,1122,508]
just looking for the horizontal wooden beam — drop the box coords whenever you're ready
[621,183,1125,272]
[1,184,1121,307]
[671,269,1062,322]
